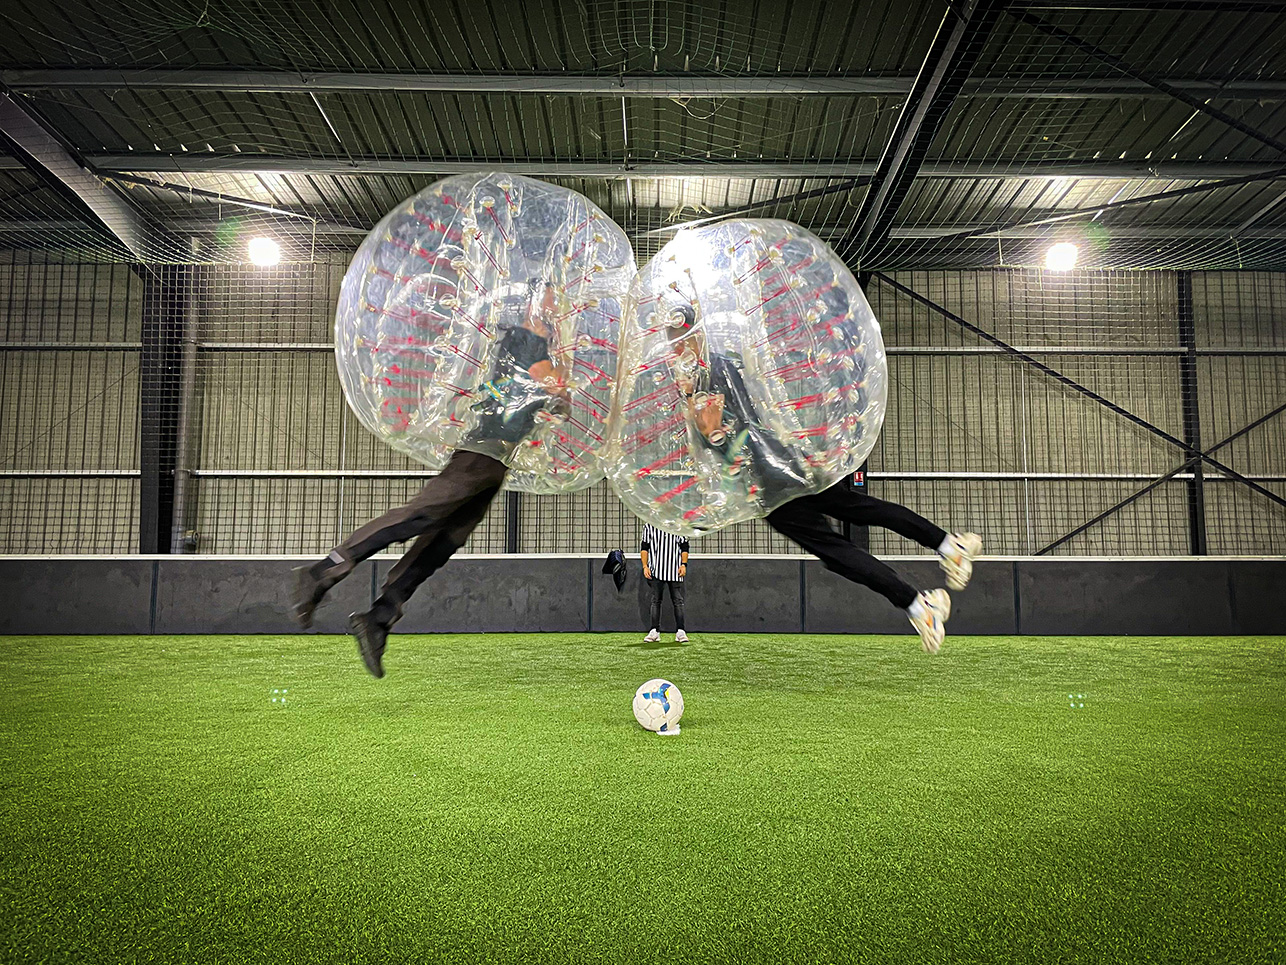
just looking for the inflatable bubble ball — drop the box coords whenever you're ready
[335,172,635,493]
[604,219,887,535]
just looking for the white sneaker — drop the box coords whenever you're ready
[939,532,982,591]
[908,589,951,654]
[644,628,660,643]
[675,629,689,643]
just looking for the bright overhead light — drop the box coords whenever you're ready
[1046,242,1078,271]
[248,237,280,266]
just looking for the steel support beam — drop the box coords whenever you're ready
[839,0,1006,264]
[11,220,1285,246]
[0,91,164,260]
[1177,273,1207,554]
[80,154,1286,180]
[8,69,1285,100]
[1010,10,1286,155]
[139,264,189,553]
[1037,400,1286,555]
[1012,1,1286,11]
[928,166,1286,243]
[647,178,870,236]
[872,272,1286,511]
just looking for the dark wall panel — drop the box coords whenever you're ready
[0,558,153,634]
[381,557,589,632]
[154,558,374,634]
[1228,561,1286,634]
[1017,560,1235,636]
[591,561,653,632]
[805,559,1017,635]
[3,557,1283,636]
[681,559,802,633]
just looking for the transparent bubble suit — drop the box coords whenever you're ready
[604,220,887,535]
[335,173,635,493]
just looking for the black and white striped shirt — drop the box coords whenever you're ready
[641,523,690,582]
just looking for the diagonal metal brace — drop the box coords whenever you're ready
[1038,399,1286,554]
[1010,9,1286,155]
[872,272,1286,511]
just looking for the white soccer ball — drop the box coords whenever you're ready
[632,678,684,735]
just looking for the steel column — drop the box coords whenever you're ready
[139,264,188,553]
[1177,273,1207,554]
[506,492,521,554]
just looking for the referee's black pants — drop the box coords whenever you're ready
[313,449,508,626]
[765,483,947,610]
[647,579,686,632]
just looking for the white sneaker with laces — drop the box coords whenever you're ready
[644,628,660,643]
[939,532,983,591]
[908,588,951,654]
[675,629,688,643]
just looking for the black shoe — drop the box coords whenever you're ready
[291,565,328,629]
[291,556,353,629]
[349,611,390,678]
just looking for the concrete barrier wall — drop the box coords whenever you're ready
[0,556,1282,636]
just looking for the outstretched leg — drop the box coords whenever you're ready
[767,498,920,609]
[799,483,982,590]
[292,451,507,628]
[766,498,950,653]
[351,482,504,678]
[801,483,947,550]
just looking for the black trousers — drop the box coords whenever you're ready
[647,579,686,631]
[322,449,508,626]
[766,483,947,610]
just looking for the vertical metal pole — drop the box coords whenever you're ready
[139,263,185,554]
[844,461,871,552]
[169,239,200,552]
[506,491,521,553]
[851,271,873,552]
[1177,272,1207,555]
[1019,365,1034,554]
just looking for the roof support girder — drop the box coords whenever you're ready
[5,68,1286,100]
[0,91,164,260]
[838,0,1007,264]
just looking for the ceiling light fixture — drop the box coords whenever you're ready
[248,237,281,266]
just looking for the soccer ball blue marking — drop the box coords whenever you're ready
[643,683,672,713]
[633,678,683,733]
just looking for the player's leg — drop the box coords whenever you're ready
[644,579,662,642]
[292,451,508,628]
[348,481,501,677]
[766,499,950,653]
[669,581,688,642]
[804,483,983,591]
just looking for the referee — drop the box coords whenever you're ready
[640,522,689,643]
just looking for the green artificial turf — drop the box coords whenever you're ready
[1,632,1282,964]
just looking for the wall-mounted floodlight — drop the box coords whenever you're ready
[1045,242,1078,271]
[248,237,281,266]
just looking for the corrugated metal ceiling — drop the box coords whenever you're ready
[1,0,1285,268]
